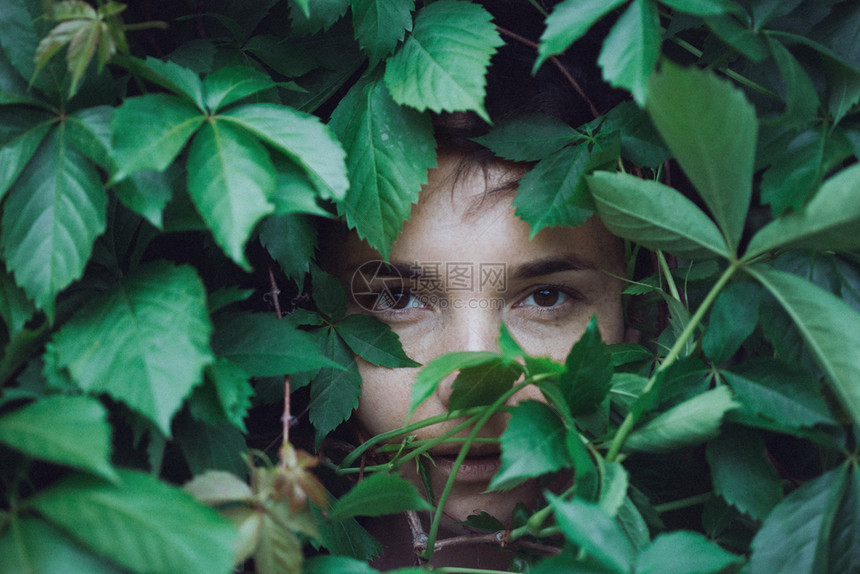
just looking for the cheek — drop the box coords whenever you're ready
[354,361,419,437]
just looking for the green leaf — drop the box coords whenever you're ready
[659,0,733,16]
[703,14,769,62]
[211,312,341,376]
[383,0,503,122]
[111,94,205,181]
[749,466,846,574]
[0,0,41,87]
[448,358,523,411]
[410,351,501,416]
[268,155,331,217]
[747,266,860,428]
[51,262,213,435]
[0,395,117,481]
[1,125,106,315]
[28,470,235,574]
[327,472,431,521]
[308,329,363,445]
[702,280,762,364]
[547,493,635,574]
[289,0,349,35]
[330,72,435,259]
[513,135,619,237]
[0,107,54,201]
[0,516,125,574]
[202,66,274,113]
[636,530,743,574]
[490,401,570,490]
[220,103,348,200]
[600,101,670,168]
[335,313,419,368]
[829,465,860,574]
[746,163,860,258]
[305,555,384,574]
[204,359,254,431]
[624,386,738,453]
[646,61,757,252]
[587,171,728,259]
[558,316,614,416]
[706,426,782,520]
[598,0,661,105]
[472,113,583,162]
[0,261,34,335]
[311,264,348,320]
[350,0,413,66]
[767,37,820,129]
[535,0,626,71]
[123,56,207,110]
[259,213,317,282]
[187,119,275,268]
[723,360,837,428]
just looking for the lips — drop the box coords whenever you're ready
[434,453,502,483]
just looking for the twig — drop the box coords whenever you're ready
[405,511,429,555]
[496,26,601,120]
[266,259,291,451]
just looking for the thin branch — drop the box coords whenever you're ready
[405,511,429,555]
[496,26,601,120]
[266,259,291,451]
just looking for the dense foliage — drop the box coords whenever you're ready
[1,0,859,572]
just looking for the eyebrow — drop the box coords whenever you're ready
[508,254,596,280]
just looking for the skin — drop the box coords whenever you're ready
[331,152,627,566]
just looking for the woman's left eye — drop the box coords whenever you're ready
[519,286,570,308]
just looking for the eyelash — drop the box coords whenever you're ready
[359,284,582,319]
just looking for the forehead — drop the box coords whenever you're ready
[337,154,624,277]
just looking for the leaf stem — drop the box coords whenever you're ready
[656,250,681,303]
[422,379,534,559]
[653,492,713,513]
[605,260,741,461]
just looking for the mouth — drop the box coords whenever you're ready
[433,452,502,483]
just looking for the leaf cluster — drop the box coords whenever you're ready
[0,0,859,573]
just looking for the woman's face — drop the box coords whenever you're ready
[333,153,626,525]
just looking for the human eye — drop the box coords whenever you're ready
[373,288,423,311]
[515,284,582,313]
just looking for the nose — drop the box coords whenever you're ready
[434,306,501,408]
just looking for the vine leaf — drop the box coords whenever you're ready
[490,401,570,491]
[557,316,613,416]
[723,360,836,429]
[749,466,847,574]
[746,266,860,428]
[329,73,435,259]
[624,386,738,453]
[706,426,782,520]
[0,516,126,574]
[334,313,420,368]
[586,171,728,260]
[548,494,635,574]
[599,0,661,105]
[350,0,414,66]
[220,103,349,201]
[410,351,501,417]
[472,113,583,162]
[202,66,275,113]
[702,280,762,364]
[513,134,618,236]
[50,262,213,435]
[383,0,503,122]
[123,56,206,109]
[0,107,55,201]
[111,94,204,181]
[535,0,625,72]
[0,395,117,482]
[327,472,431,521]
[187,120,275,269]
[308,328,363,447]
[647,61,757,252]
[28,470,235,574]
[745,163,860,258]
[658,0,734,16]
[448,359,522,410]
[211,312,342,376]
[1,126,106,316]
[636,530,743,574]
